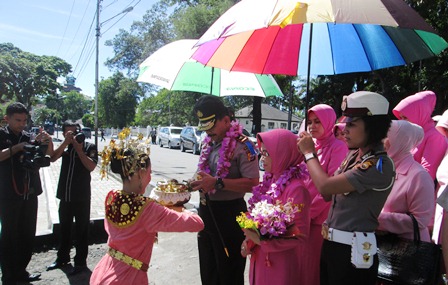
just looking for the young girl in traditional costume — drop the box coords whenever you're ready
[90,131,204,285]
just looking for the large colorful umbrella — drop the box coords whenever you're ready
[137,39,283,98]
[192,0,448,117]
[193,0,448,76]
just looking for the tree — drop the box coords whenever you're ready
[0,43,72,116]
[98,72,143,128]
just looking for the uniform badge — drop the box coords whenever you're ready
[197,110,203,118]
[362,242,372,250]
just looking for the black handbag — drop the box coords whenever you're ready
[377,214,442,285]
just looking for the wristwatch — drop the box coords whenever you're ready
[304,152,317,163]
[215,177,225,190]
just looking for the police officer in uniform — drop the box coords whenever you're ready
[0,102,53,284]
[47,120,98,275]
[298,91,395,285]
[191,96,259,285]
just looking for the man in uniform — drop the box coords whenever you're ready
[0,102,53,285]
[191,95,259,285]
[47,120,98,275]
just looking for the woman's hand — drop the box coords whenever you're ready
[240,239,252,257]
[297,131,315,154]
[242,228,261,245]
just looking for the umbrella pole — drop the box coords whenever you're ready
[305,23,313,125]
[210,67,215,95]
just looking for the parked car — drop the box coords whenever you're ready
[158,126,183,149]
[180,126,203,155]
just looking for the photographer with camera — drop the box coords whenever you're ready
[0,102,53,285]
[47,120,98,275]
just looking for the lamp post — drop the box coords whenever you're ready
[95,1,133,146]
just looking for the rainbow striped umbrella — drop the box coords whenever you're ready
[193,0,448,76]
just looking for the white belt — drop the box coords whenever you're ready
[326,228,353,245]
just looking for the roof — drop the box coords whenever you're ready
[235,104,302,122]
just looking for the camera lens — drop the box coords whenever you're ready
[75,132,85,143]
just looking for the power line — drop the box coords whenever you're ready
[73,10,97,75]
[66,0,94,61]
[56,0,76,57]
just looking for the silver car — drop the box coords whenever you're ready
[158,126,183,149]
[180,126,203,155]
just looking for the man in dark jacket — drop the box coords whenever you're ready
[0,102,53,285]
[47,120,97,275]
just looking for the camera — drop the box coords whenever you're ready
[20,142,51,170]
[73,130,85,143]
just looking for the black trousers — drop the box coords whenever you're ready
[56,199,90,266]
[198,198,247,285]
[0,196,38,284]
[320,239,379,285]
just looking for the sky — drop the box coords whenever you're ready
[1,0,158,98]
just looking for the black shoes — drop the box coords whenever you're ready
[68,265,88,276]
[46,261,69,271]
[17,272,42,282]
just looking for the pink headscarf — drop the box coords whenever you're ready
[257,129,303,177]
[392,90,447,179]
[392,91,436,131]
[386,120,424,166]
[307,104,348,175]
[308,104,336,149]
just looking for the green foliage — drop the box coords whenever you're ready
[31,106,57,126]
[44,91,92,125]
[105,1,175,76]
[98,72,144,128]
[135,90,201,127]
[82,113,94,128]
[0,43,72,114]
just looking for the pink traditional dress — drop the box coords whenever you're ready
[377,120,434,242]
[90,190,204,285]
[247,129,311,285]
[303,104,348,285]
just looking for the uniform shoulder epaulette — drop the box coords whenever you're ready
[105,190,153,228]
[237,135,257,161]
[355,151,387,172]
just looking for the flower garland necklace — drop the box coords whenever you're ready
[248,165,306,211]
[198,120,243,179]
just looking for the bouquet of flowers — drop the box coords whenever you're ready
[236,198,303,240]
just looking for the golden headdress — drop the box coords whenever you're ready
[100,128,151,180]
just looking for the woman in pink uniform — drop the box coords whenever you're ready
[90,141,204,285]
[241,129,311,285]
[304,104,348,285]
[392,90,447,180]
[377,120,434,242]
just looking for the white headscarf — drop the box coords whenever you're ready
[386,120,424,165]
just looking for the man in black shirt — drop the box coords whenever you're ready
[0,102,53,285]
[46,120,97,275]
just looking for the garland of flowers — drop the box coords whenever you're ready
[198,120,243,180]
[248,165,306,211]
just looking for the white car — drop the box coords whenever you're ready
[158,126,183,149]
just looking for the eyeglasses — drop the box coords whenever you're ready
[260,149,269,157]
